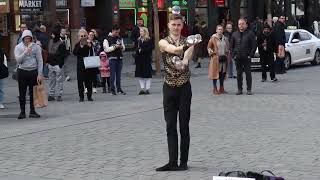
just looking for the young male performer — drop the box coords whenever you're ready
[156,13,196,171]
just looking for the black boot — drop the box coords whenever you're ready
[18,112,26,119]
[29,110,41,118]
[195,63,201,68]
[155,162,179,171]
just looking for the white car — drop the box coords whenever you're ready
[251,29,320,69]
[284,29,320,69]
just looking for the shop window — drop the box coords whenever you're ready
[195,8,208,26]
[56,9,69,26]
[197,0,208,7]
[119,8,136,41]
[240,0,248,7]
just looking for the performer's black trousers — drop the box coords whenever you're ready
[163,81,192,164]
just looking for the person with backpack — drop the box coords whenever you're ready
[0,48,8,109]
[47,29,68,102]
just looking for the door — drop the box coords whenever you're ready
[289,31,304,64]
[299,31,314,61]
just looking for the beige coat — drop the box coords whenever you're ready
[207,34,229,80]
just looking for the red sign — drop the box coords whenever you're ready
[215,0,224,7]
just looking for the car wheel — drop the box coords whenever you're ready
[284,53,291,70]
[311,50,320,65]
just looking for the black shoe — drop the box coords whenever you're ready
[145,90,150,95]
[79,98,84,102]
[48,96,55,101]
[102,88,107,93]
[117,90,126,95]
[138,90,145,95]
[57,96,62,101]
[111,90,116,95]
[18,112,26,119]
[271,78,278,82]
[233,76,237,78]
[29,111,41,118]
[178,163,188,171]
[236,91,243,95]
[155,163,179,171]
[247,91,253,95]
[88,97,94,101]
[261,79,266,82]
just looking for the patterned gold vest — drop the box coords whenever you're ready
[162,36,190,87]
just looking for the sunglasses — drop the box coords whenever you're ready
[100,55,107,57]
[80,35,87,38]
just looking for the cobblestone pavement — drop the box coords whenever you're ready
[0,54,320,180]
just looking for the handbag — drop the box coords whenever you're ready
[219,55,227,63]
[33,82,48,108]
[84,56,101,69]
[277,45,285,58]
[247,170,285,180]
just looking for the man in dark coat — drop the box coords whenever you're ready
[131,18,144,49]
[230,18,257,95]
[273,15,287,74]
[257,24,277,82]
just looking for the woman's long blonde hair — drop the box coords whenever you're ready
[139,27,150,41]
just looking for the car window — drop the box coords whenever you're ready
[300,32,311,41]
[292,32,301,41]
[285,32,290,43]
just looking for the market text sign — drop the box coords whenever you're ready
[19,0,43,12]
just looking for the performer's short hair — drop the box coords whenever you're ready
[169,14,183,21]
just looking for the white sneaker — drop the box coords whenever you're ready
[65,76,71,81]
[0,104,4,109]
[93,88,97,93]
[84,88,88,94]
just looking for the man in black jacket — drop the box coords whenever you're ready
[231,19,257,95]
[273,15,287,74]
[257,24,277,82]
[131,18,144,49]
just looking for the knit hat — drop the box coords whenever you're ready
[99,51,107,57]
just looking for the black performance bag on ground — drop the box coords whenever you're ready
[219,171,248,178]
[247,170,285,180]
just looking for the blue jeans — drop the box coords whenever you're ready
[228,58,235,77]
[0,79,4,104]
[109,59,123,91]
[43,64,49,77]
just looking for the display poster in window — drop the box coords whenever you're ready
[56,0,68,8]
[0,0,9,13]
[19,0,44,13]
[81,0,95,7]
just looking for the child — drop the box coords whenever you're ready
[99,52,110,93]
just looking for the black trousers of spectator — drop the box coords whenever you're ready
[163,81,192,165]
[77,69,94,100]
[235,58,252,91]
[17,69,37,113]
[101,77,110,90]
[275,57,286,73]
[261,53,276,80]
